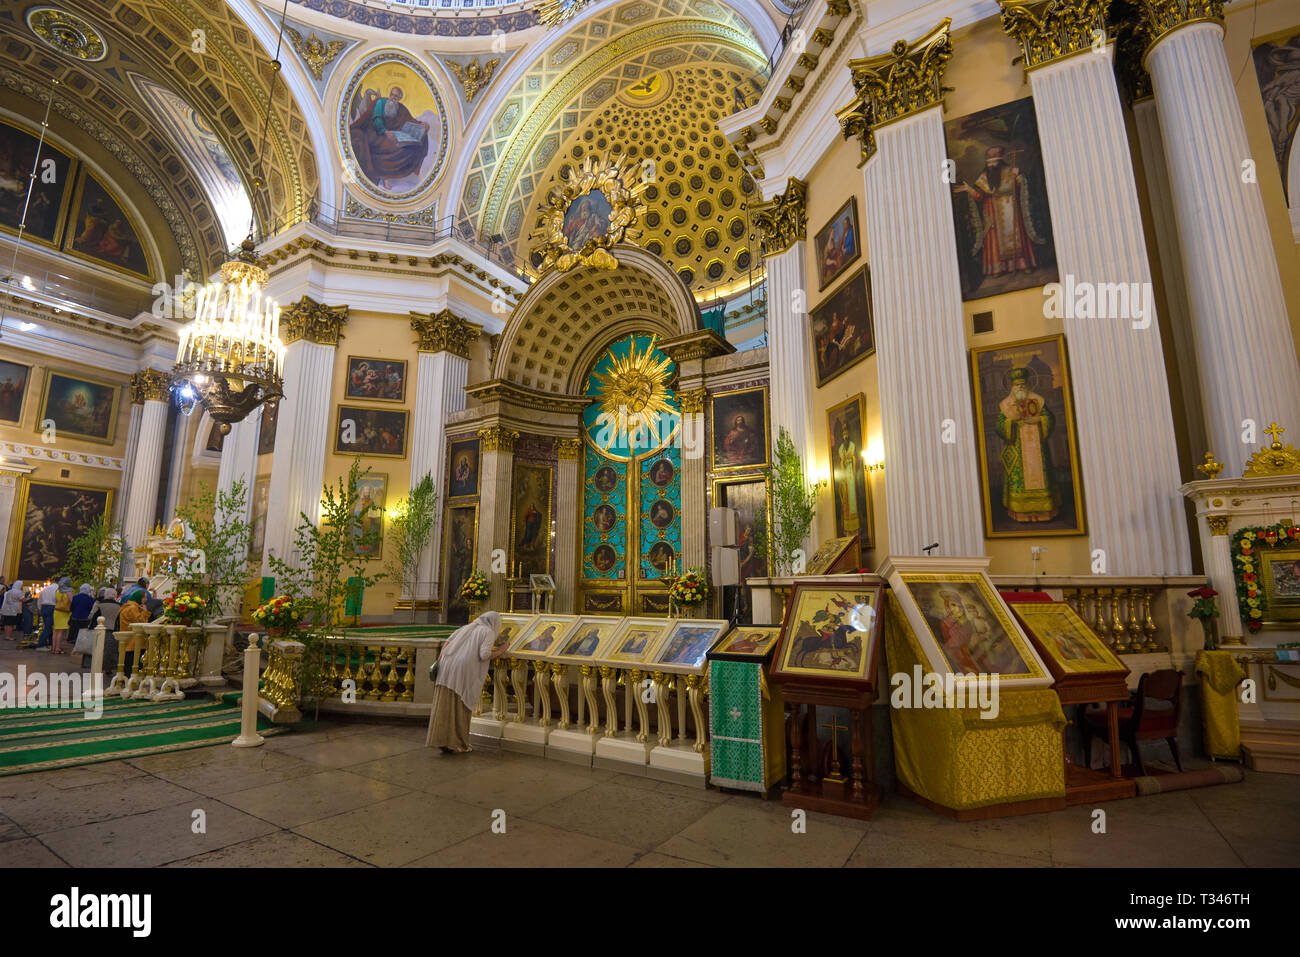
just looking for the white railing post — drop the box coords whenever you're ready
[232,635,265,748]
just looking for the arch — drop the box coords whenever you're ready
[494,245,700,395]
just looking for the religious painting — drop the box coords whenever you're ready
[827,394,872,544]
[714,478,770,580]
[556,616,620,661]
[37,371,120,445]
[604,618,670,664]
[810,267,874,387]
[592,503,618,533]
[496,614,534,651]
[591,544,618,573]
[12,481,112,583]
[563,188,612,251]
[1260,549,1300,625]
[0,359,31,424]
[653,621,728,670]
[257,401,279,455]
[710,387,768,471]
[945,96,1058,301]
[804,535,859,575]
[0,120,74,247]
[447,437,479,499]
[901,573,1042,678]
[814,197,861,290]
[1007,600,1125,675]
[648,458,675,488]
[334,406,408,458]
[593,465,618,493]
[66,171,151,278]
[969,334,1085,537]
[248,474,271,561]
[1253,29,1300,203]
[639,449,681,580]
[645,542,675,574]
[342,52,449,200]
[346,356,407,403]
[712,624,782,662]
[511,463,552,578]
[352,473,387,559]
[509,615,578,658]
[773,583,883,681]
[443,505,477,624]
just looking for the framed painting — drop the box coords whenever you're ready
[508,615,579,659]
[352,473,387,559]
[554,615,622,664]
[248,474,271,561]
[710,624,783,662]
[11,480,113,583]
[771,582,884,685]
[334,406,408,458]
[1006,600,1126,675]
[945,96,1058,301]
[1260,548,1300,625]
[447,437,480,499]
[813,197,861,290]
[651,619,730,673]
[827,393,872,543]
[804,535,859,575]
[0,119,75,248]
[346,356,407,403]
[598,617,672,666]
[65,170,152,279]
[443,504,477,624]
[257,401,279,455]
[969,334,1085,537]
[810,267,874,387]
[713,477,770,580]
[563,188,613,251]
[710,387,769,472]
[898,572,1048,682]
[511,462,552,578]
[0,359,31,424]
[37,371,120,445]
[497,614,535,651]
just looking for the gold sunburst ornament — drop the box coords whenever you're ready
[532,152,648,273]
[591,336,676,447]
[535,0,595,27]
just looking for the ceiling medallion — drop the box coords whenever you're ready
[532,152,648,273]
[26,7,107,62]
[535,0,596,28]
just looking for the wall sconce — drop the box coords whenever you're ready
[862,438,885,473]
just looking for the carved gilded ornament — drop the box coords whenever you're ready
[1196,451,1225,479]
[26,7,106,61]
[448,59,500,104]
[999,0,1110,70]
[847,19,954,128]
[678,388,708,414]
[751,178,808,256]
[836,94,877,165]
[478,426,519,453]
[281,297,348,346]
[130,369,170,404]
[284,27,346,81]
[410,310,482,358]
[1132,0,1226,52]
[531,153,649,274]
[1243,423,1300,477]
[1206,514,1231,536]
[826,0,851,15]
[557,438,584,460]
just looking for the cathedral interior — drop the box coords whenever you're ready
[0,0,1298,884]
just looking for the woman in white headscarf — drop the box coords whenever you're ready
[426,611,509,753]
[1,581,22,641]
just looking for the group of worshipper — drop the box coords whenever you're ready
[0,576,162,672]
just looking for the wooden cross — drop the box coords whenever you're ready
[1265,422,1286,447]
[821,712,848,778]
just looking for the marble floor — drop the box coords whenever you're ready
[1,711,1297,868]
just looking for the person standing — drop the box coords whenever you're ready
[52,577,73,654]
[90,588,123,674]
[425,611,509,753]
[1,581,21,640]
[67,584,95,658]
[37,579,57,649]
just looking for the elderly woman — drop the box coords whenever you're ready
[66,584,95,657]
[426,611,510,754]
[1,581,22,640]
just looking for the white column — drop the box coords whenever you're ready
[217,407,261,527]
[1147,21,1300,475]
[765,240,816,468]
[475,427,516,612]
[114,403,142,527]
[122,397,169,573]
[1200,517,1243,639]
[408,349,469,607]
[263,340,335,575]
[1025,46,1190,575]
[863,106,984,557]
[554,439,580,613]
[0,469,28,579]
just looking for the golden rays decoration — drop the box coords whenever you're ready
[532,152,649,274]
[591,336,676,444]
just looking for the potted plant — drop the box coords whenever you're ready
[162,590,208,627]
[251,595,302,638]
[386,473,438,623]
[459,570,490,618]
[765,427,825,576]
[669,567,709,618]
[1187,586,1220,651]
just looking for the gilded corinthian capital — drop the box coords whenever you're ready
[281,296,348,346]
[411,309,482,359]
[130,368,171,404]
[999,0,1110,70]
[478,426,519,453]
[1131,0,1225,51]
[846,19,953,128]
[751,178,807,256]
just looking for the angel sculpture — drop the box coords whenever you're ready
[448,58,500,104]
[285,28,346,81]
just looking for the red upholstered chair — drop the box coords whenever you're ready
[1082,669,1183,775]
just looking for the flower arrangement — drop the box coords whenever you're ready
[459,570,490,602]
[252,595,302,632]
[162,590,207,626]
[1231,521,1300,632]
[1186,586,1220,650]
[669,567,709,607]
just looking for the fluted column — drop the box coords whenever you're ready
[678,388,708,571]
[409,311,480,612]
[1200,514,1242,639]
[554,438,582,612]
[121,369,171,575]
[476,426,517,612]
[216,408,261,539]
[0,469,27,579]
[114,403,143,527]
[262,298,347,575]
[844,21,984,557]
[1142,8,1300,474]
[1000,2,1190,574]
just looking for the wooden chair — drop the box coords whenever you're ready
[1082,669,1183,775]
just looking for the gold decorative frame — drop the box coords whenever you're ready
[554,615,623,664]
[35,369,121,446]
[345,356,408,404]
[442,503,478,619]
[8,478,114,581]
[509,462,553,577]
[497,613,536,651]
[0,118,77,252]
[531,152,648,273]
[826,392,873,544]
[333,405,409,459]
[508,614,580,659]
[596,616,674,666]
[813,196,862,290]
[352,472,388,562]
[1259,548,1300,626]
[772,583,884,682]
[711,624,783,662]
[0,358,33,425]
[446,436,481,501]
[651,619,730,674]
[62,166,155,280]
[1007,600,1127,674]
[709,385,771,473]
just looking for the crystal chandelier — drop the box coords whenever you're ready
[171,238,284,434]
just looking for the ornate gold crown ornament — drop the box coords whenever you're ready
[531,152,649,274]
[1243,423,1300,478]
